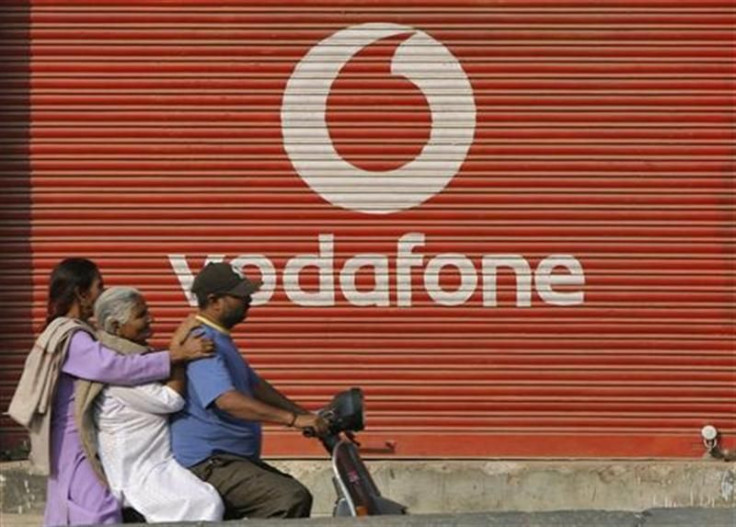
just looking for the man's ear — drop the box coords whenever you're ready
[110,320,120,335]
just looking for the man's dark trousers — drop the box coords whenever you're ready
[190,453,313,519]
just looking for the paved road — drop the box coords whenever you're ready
[4,508,733,527]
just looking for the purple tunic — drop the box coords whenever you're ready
[43,330,170,526]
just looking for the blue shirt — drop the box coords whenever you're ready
[171,320,262,467]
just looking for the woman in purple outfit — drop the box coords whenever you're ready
[8,258,213,526]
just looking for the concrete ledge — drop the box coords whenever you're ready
[277,459,736,515]
[0,461,46,515]
[2,459,735,516]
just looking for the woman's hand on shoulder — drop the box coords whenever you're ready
[168,314,214,364]
[171,314,201,342]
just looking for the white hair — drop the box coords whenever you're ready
[94,286,144,334]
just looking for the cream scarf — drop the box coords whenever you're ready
[8,317,94,475]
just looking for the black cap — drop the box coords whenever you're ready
[191,262,262,300]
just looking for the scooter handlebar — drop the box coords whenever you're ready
[302,426,317,438]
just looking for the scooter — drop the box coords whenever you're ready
[306,387,408,517]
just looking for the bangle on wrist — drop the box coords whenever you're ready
[287,412,297,428]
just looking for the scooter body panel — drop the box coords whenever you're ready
[330,439,407,516]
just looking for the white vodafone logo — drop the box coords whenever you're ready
[281,23,476,215]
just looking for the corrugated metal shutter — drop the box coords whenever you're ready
[1,1,35,458]
[1,0,733,458]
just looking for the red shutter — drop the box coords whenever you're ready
[1,0,733,458]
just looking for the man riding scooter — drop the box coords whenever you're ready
[170,262,329,519]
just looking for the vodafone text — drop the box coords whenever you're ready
[169,233,585,308]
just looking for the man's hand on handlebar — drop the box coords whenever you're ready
[294,413,330,437]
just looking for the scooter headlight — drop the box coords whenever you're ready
[322,387,365,434]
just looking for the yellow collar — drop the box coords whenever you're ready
[195,315,230,335]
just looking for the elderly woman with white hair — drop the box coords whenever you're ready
[92,286,224,522]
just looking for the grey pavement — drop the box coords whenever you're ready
[1,508,735,527]
[76,509,736,527]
